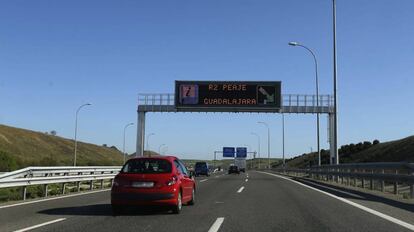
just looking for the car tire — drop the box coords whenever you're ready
[188,188,195,205]
[172,191,182,214]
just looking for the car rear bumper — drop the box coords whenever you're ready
[111,192,177,206]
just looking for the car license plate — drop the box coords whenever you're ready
[131,181,154,188]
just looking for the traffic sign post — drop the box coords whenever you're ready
[136,81,334,163]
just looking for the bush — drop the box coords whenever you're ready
[0,151,18,172]
[373,139,380,145]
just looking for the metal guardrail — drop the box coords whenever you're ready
[273,162,414,199]
[0,166,122,200]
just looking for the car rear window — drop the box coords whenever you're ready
[195,162,207,168]
[122,159,172,174]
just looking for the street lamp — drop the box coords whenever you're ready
[258,121,270,169]
[282,114,285,168]
[289,41,321,166]
[158,144,166,154]
[162,146,168,155]
[146,133,155,156]
[123,122,134,163]
[333,0,339,165]
[243,144,252,169]
[74,103,92,166]
[250,132,261,169]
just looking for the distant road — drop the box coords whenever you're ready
[0,171,413,232]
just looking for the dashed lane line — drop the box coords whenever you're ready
[14,218,66,232]
[208,217,225,232]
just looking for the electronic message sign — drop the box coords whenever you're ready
[175,81,281,111]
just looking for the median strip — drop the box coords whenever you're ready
[14,218,66,232]
[208,217,225,232]
[237,186,245,193]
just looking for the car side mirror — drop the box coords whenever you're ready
[189,171,195,179]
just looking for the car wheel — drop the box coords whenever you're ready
[172,191,182,214]
[188,188,195,205]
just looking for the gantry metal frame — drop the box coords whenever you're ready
[136,93,337,164]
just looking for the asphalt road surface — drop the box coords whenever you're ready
[1,171,413,232]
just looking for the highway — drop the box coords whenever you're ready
[0,171,413,232]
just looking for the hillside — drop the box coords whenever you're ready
[286,135,414,168]
[0,124,124,171]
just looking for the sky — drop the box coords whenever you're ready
[1,0,414,160]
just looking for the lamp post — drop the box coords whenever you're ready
[123,122,134,163]
[288,41,320,166]
[243,144,252,169]
[250,132,261,169]
[332,0,339,165]
[146,133,155,156]
[159,144,166,155]
[74,103,91,166]
[258,122,270,169]
[282,114,285,168]
[162,146,168,155]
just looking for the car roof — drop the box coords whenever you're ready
[129,155,177,161]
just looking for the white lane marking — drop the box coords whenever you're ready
[0,189,110,209]
[237,186,245,193]
[258,171,414,231]
[245,179,248,182]
[208,217,225,232]
[14,218,66,232]
[200,179,208,182]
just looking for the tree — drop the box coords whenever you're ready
[363,141,372,149]
[50,130,57,136]
[373,139,380,145]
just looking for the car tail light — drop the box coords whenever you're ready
[166,176,178,186]
[113,177,127,187]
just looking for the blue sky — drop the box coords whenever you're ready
[1,0,413,160]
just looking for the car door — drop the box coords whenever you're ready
[176,159,193,202]
[173,160,189,200]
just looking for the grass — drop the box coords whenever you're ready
[285,135,414,168]
[0,124,124,171]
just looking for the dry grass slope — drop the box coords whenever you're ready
[286,135,414,168]
[0,124,124,170]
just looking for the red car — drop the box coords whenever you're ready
[111,156,196,214]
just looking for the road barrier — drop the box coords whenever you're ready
[0,166,121,200]
[272,162,414,199]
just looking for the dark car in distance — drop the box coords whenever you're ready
[194,162,210,176]
[111,156,196,214]
[228,165,240,174]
